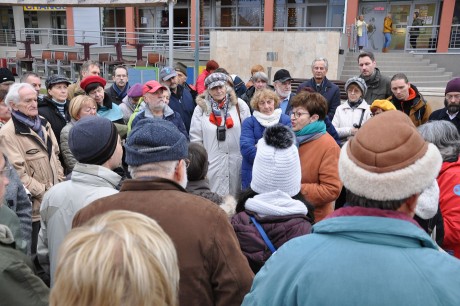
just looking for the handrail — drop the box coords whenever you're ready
[2,26,459,53]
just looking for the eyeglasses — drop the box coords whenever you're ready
[0,166,12,178]
[289,111,310,119]
[445,94,460,101]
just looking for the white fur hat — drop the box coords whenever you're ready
[251,124,301,197]
[339,111,442,201]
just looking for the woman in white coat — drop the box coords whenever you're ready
[332,77,371,143]
[190,73,250,197]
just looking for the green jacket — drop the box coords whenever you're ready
[0,224,49,306]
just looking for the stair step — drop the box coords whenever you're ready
[341,74,451,80]
[342,67,443,73]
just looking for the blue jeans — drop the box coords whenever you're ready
[383,33,392,48]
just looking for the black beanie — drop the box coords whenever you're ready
[69,116,118,165]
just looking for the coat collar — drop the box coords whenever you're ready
[120,176,187,193]
[195,88,238,114]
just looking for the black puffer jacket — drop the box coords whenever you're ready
[38,96,70,145]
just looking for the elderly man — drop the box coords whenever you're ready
[131,80,188,139]
[0,149,49,305]
[159,66,196,132]
[0,83,64,255]
[429,78,460,132]
[38,116,123,286]
[67,60,101,100]
[273,69,295,115]
[0,68,15,91]
[358,51,392,104]
[242,111,460,305]
[105,65,129,105]
[73,119,254,306]
[296,57,341,119]
[388,73,432,126]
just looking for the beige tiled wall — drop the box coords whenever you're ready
[210,31,341,84]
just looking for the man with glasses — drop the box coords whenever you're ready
[105,65,130,105]
[296,57,341,120]
[73,118,254,306]
[429,78,460,132]
[388,73,432,127]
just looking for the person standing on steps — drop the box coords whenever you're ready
[383,13,394,53]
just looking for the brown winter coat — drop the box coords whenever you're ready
[0,116,65,222]
[299,133,342,222]
[72,177,254,306]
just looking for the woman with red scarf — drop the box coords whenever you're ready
[190,72,251,197]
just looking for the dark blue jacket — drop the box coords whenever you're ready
[240,114,291,190]
[296,77,341,120]
[131,108,189,141]
[169,85,196,132]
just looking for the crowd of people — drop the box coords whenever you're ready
[0,50,460,305]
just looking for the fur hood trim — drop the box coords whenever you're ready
[195,87,238,115]
[220,195,237,217]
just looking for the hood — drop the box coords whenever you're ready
[317,206,437,249]
[195,87,239,115]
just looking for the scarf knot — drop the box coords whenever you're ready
[209,95,234,128]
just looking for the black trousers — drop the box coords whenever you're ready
[410,34,419,49]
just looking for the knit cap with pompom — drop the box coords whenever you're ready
[250,124,301,197]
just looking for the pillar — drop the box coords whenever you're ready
[66,7,75,46]
[264,0,274,31]
[437,0,455,52]
[126,7,136,46]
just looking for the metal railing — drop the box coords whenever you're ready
[347,24,440,52]
[5,25,459,52]
[0,29,16,46]
[450,24,460,49]
[274,26,342,32]
[404,25,439,52]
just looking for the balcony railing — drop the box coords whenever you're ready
[3,26,460,52]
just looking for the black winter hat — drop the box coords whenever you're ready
[0,68,15,84]
[69,116,118,165]
[45,74,71,90]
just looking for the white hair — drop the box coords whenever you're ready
[4,83,36,109]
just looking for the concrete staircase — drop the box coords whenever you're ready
[340,52,452,88]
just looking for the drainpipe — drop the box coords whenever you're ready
[169,0,174,66]
[194,0,200,81]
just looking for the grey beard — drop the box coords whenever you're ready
[447,104,460,114]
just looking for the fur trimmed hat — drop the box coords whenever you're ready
[339,111,442,201]
[251,124,301,197]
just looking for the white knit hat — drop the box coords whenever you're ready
[251,124,301,197]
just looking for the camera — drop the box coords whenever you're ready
[353,123,361,129]
[216,126,226,141]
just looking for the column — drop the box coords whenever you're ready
[264,0,274,31]
[437,0,455,52]
[126,7,136,46]
[66,7,75,46]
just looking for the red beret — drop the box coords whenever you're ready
[80,75,107,92]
